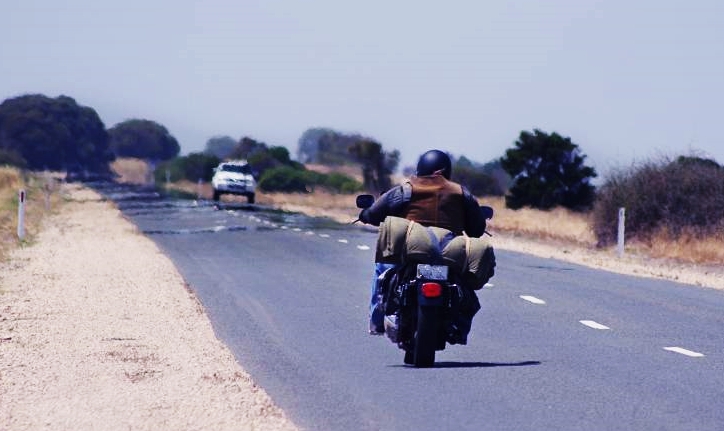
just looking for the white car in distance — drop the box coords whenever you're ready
[211,160,256,203]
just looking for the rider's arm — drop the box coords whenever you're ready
[462,187,487,238]
[359,185,407,226]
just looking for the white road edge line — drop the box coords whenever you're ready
[579,320,611,330]
[357,245,370,250]
[338,239,349,244]
[520,295,546,305]
[664,347,705,358]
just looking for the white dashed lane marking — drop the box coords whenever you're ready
[579,320,611,330]
[664,347,705,358]
[520,295,546,305]
[273,225,713,360]
[275,225,712,361]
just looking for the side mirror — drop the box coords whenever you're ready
[480,205,494,220]
[356,194,375,209]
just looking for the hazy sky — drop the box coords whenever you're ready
[2,0,722,173]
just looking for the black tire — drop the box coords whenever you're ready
[414,306,440,368]
[247,193,255,204]
[212,190,221,201]
[404,349,414,365]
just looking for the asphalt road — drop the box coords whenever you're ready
[102,183,724,431]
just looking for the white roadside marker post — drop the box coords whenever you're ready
[617,207,626,257]
[17,189,26,240]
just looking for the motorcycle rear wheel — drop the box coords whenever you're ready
[413,305,440,367]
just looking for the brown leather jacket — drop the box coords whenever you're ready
[359,174,486,237]
[403,175,466,234]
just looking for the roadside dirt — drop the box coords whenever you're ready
[0,184,298,431]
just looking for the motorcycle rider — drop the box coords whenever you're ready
[358,149,492,343]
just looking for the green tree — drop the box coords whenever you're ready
[108,119,180,161]
[0,94,112,171]
[348,140,399,193]
[204,135,236,159]
[155,152,220,183]
[228,136,267,160]
[451,156,506,196]
[297,128,332,163]
[500,129,597,211]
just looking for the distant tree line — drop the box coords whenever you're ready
[4,93,722,248]
[451,156,509,197]
[297,127,399,193]
[0,94,180,173]
[156,134,364,194]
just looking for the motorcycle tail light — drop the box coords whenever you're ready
[421,282,442,298]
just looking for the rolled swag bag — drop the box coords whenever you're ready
[375,216,495,289]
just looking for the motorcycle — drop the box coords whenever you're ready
[356,194,494,368]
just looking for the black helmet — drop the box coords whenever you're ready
[416,149,452,179]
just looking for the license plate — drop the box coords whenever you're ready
[417,264,448,280]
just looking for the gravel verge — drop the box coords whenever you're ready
[0,184,298,431]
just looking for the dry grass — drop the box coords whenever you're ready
[305,163,364,182]
[630,228,724,265]
[482,196,597,246]
[111,158,152,184]
[483,195,724,265]
[0,167,63,261]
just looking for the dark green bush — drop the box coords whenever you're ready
[0,148,28,169]
[258,166,362,194]
[258,166,309,192]
[319,172,363,193]
[593,155,724,246]
[154,152,220,183]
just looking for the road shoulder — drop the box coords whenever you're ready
[0,184,297,430]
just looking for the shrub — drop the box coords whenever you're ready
[258,165,363,194]
[258,166,309,192]
[155,153,220,183]
[320,172,363,193]
[0,148,27,169]
[593,155,724,246]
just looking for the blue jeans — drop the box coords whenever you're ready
[370,263,396,327]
